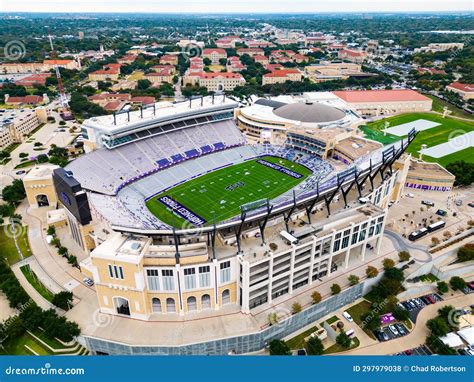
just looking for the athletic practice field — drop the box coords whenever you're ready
[360,113,474,167]
[146,156,312,227]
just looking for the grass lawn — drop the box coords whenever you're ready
[427,95,472,119]
[127,71,144,81]
[0,224,32,265]
[0,333,54,356]
[360,113,474,167]
[346,300,377,340]
[323,337,360,354]
[20,265,55,302]
[346,300,372,325]
[31,329,73,350]
[208,65,225,72]
[419,273,439,283]
[286,325,321,350]
[146,155,311,227]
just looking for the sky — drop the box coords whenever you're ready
[1,0,473,14]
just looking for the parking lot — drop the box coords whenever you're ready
[374,322,410,342]
[393,345,432,356]
[401,293,443,323]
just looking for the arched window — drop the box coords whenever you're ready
[113,297,130,316]
[36,194,49,207]
[151,298,161,313]
[222,289,230,305]
[201,294,211,310]
[166,298,176,313]
[187,296,197,312]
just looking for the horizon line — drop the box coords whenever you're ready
[1,10,473,15]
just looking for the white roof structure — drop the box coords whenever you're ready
[458,326,474,346]
[440,332,464,348]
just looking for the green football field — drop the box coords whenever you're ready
[146,155,312,228]
[360,113,474,167]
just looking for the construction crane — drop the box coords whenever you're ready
[48,33,69,109]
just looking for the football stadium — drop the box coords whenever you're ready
[52,95,418,354]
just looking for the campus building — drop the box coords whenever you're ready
[332,89,432,117]
[337,48,367,63]
[202,48,227,64]
[395,159,456,192]
[234,93,360,147]
[0,59,80,74]
[446,82,474,101]
[0,107,48,149]
[262,69,303,85]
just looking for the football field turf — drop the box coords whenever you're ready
[360,113,474,167]
[146,155,312,228]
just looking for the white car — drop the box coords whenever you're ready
[343,311,353,322]
[83,277,94,287]
[406,193,414,198]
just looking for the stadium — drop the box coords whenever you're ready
[50,94,418,354]
[69,94,385,233]
[50,94,418,353]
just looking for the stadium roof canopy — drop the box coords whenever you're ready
[254,98,287,109]
[273,101,346,123]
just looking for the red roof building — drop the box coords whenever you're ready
[332,89,432,116]
[5,95,44,105]
[446,82,474,100]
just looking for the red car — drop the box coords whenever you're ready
[426,295,436,304]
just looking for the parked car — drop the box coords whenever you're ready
[83,277,94,286]
[426,295,436,304]
[404,349,413,355]
[436,209,447,217]
[343,311,353,322]
[421,200,435,207]
[396,323,407,335]
[406,193,414,198]
[389,325,399,336]
[455,200,462,206]
[421,296,431,305]
[468,202,474,208]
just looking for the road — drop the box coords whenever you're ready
[384,229,433,263]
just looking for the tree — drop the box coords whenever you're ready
[437,281,449,294]
[58,246,68,257]
[384,267,405,282]
[47,226,56,236]
[306,336,324,355]
[291,302,302,314]
[361,312,380,331]
[427,317,450,337]
[431,237,440,246]
[398,251,410,262]
[330,284,341,295]
[449,276,466,291]
[1,179,26,204]
[311,291,322,304]
[366,266,379,278]
[446,161,474,186]
[52,291,73,310]
[336,331,351,348]
[269,339,291,355]
[382,258,395,269]
[393,306,409,322]
[457,244,474,262]
[137,79,152,90]
[348,274,360,286]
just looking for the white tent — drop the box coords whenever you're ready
[440,332,464,348]
[458,326,474,347]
